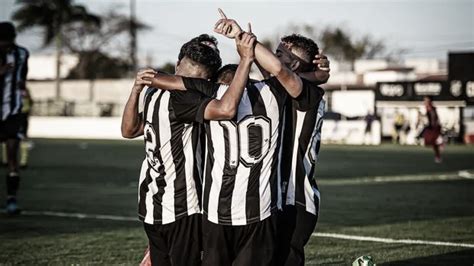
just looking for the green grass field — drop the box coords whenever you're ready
[1,139,473,265]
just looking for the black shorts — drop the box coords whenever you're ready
[143,214,202,266]
[202,215,277,266]
[0,115,22,141]
[275,205,318,266]
[18,113,29,137]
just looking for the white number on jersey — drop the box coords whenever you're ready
[144,122,159,167]
[219,115,271,168]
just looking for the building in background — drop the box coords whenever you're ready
[25,52,474,143]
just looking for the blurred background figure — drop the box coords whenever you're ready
[414,110,425,145]
[419,96,443,163]
[1,88,32,168]
[18,87,33,168]
[364,111,377,145]
[0,21,29,215]
[392,109,406,144]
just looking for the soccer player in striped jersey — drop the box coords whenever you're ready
[122,33,255,266]
[152,13,323,265]
[0,22,29,215]
[142,24,323,266]
[273,35,329,266]
[212,11,331,265]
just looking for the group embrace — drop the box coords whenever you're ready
[121,9,330,266]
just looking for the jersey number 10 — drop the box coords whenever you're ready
[218,115,272,168]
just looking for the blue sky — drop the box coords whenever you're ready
[1,0,473,66]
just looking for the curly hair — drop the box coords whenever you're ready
[178,34,222,77]
[281,34,319,63]
[187,34,220,53]
[215,64,238,84]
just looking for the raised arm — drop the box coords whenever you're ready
[253,42,303,98]
[204,29,255,120]
[214,9,303,98]
[121,69,156,138]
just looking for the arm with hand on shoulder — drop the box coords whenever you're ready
[299,51,330,85]
[121,69,156,138]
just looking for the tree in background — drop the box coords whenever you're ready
[156,62,176,75]
[320,26,385,67]
[63,10,150,79]
[12,0,101,99]
[266,23,393,70]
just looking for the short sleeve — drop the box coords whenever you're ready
[170,90,214,124]
[182,77,220,97]
[292,79,325,111]
[19,48,29,82]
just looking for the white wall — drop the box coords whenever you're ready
[354,59,389,74]
[363,70,417,86]
[404,58,444,74]
[29,79,134,104]
[322,120,381,145]
[28,116,381,145]
[29,117,125,140]
[326,72,359,85]
[28,54,79,80]
[331,90,375,117]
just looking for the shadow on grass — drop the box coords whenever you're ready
[319,180,474,226]
[381,249,474,265]
[0,214,140,239]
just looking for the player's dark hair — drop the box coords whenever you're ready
[187,34,220,53]
[0,21,16,42]
[281,34,319,63]
[215,64,238,83]
[178,34,222,77]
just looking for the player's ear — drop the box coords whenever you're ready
[290,59,300,71]
[175,60,180,73]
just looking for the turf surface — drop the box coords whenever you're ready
[1,139,473,265]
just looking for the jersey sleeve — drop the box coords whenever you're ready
[19,48,29,84]
[182,77,220,97]
[170,90,214,124]
[292,79,325,111]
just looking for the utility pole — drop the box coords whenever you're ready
[130,0,137,74]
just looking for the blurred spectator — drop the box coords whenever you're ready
[419,96,443,163]
[19,88,33,168]
[364,111,376,144]
[2,88,33,168]
[392,110,406,144]
[0,21,29,214]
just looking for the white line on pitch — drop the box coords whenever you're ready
[21,210,474,249]
[318,170,474,185]
[313,232,474,248]
[22,210,137,221]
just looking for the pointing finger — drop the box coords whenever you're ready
[218,8,227,19]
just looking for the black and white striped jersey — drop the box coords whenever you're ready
[0,45,29,121]
[172,77,324,226]
[279,96,325,216]
[138,85,217,225]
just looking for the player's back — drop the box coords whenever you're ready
[138,87,202,225]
